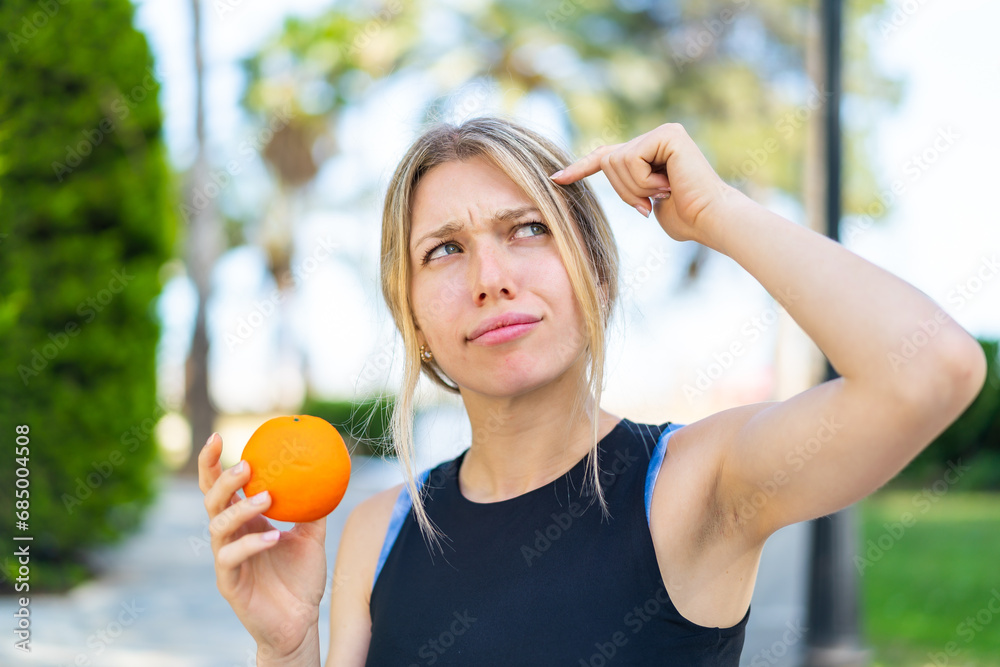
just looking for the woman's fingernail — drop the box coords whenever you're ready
[231,460,246,475]
[204,434,215,448]
[250,490,269,505]
[261,530,280,542]
[652,192,671,200]
[635,204,650,217]
[656,186,672,192]
[549,170,564,180]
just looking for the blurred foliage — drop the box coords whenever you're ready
[891,338,1000,490]
[0,0,175,592]
[301,395,397,459]
[239,0,902,215]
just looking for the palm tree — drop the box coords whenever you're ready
[180,0,224,475]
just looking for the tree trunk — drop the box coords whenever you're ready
[179,0,221,476]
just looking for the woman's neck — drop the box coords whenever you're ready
[457,390,621,503]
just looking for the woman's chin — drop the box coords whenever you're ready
[458,369,556,399]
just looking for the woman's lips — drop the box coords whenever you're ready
[469,321,540,346]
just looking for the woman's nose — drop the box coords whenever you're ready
[470,244,515,303]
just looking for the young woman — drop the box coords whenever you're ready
[199,116,986,666]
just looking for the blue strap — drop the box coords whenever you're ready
[372,468,430,592]
[645,424,684,525]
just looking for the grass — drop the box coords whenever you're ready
[859,490,1000,666]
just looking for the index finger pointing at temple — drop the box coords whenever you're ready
[549,143,620,185]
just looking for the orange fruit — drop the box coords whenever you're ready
[240,415,351,522]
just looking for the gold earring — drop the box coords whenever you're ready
[420,345,433,362]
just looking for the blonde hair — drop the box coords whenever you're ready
[379,114,620,555]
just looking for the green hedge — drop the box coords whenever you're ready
[300,395,396,459]
[0,0,174,592]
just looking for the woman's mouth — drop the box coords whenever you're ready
[469,321,540,346]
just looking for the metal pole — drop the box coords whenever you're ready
[803,0,869,665]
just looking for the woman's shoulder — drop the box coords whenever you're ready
[355,481,406,517]
[346,455,451,540]
[342,457,454,591]
[344,482,405,567]
[613,417,678,460]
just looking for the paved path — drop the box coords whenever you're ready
[0,414,808,666]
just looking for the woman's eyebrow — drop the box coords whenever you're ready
[410,206,541,253]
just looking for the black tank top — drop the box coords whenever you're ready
[365,418,750,666]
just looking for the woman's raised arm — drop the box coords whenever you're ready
[551,123,987,544]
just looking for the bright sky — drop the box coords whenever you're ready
[135,0,1000,423]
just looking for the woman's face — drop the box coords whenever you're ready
[408,156,589,397]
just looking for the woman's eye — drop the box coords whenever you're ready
[426,242,460,262]
[424,222,547,263]
[514,222,548,238]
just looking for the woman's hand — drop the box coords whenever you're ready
[549,122,743,245]
[199,433,327,661]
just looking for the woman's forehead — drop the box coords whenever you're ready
[410,160,537,234]
[413,158,524,205]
